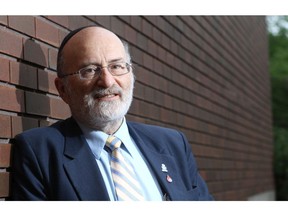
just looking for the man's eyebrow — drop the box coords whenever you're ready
[108,58,125,63]
[79,58,126,69]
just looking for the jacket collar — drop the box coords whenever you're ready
[127,122,182,200]
[62,118,110,200]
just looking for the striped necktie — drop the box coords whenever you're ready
[105,135,145,201]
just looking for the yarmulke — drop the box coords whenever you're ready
[57,25,98,67]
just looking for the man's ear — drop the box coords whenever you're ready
[55,77,69,104]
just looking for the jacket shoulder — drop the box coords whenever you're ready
[127,121,184,146]
[14,119,65,140]
[12,118,80,149]
[127,121,178,134]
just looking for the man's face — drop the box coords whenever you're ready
[56,27,134,129]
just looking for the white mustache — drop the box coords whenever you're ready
[89,85,122,98]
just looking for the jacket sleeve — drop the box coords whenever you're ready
[178,131,214,201]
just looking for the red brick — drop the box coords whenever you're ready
[45,16,69,28]
[0,28,23,58]
[147,40,157,57]
[48,48,58,70]
[118,16,130,24]
[68,16,93,30]
[136,32,148,50]
[136,66,149,85]
[133,82,145,100]
[8,16,35,37]
[0,16,7,25]
[0,58,9,82]
[59,29,69,47]
[152,26,162,42]
[23,39,48,67]
[157,46,166,63]
[111,17,125,38]
[0,144,12,167]
[10,61,37,89]
[94,16,111,29]
[130,16,141,31]
[0,172,10,198]
[130,46,143,65]
[49,96,70,119]
[25,91,50,116]
[143,53,153,71]
[0,115,11,138]
[124,25,137,45]
[153,59,163,75]
[38,69,58,95]
[36,17,59,47]
[142,19,153,38]
[128,99,138,115]
[11,116,39,137]
[0,85,25,112]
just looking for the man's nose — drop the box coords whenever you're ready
[96,68,116,88]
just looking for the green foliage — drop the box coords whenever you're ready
[274,127,288,175]
[273,127,288,200]
[268,16,288,200]
[268,16,288,77]
[268,16,288,128]
[271,76,288,127]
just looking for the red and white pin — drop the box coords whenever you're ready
[166,175,173,183]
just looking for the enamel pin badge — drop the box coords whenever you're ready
[166,175,173,183]
[161,164,173,183]
[161,164,168,172]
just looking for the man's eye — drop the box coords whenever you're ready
[89,68,97,73]
[80,67,98,78]
[111,63,124,69]
[85,66,100,73]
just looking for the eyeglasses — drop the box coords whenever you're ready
[59,62,132,80]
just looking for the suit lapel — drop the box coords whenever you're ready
[127,123,183,200]
[62,118,109,201]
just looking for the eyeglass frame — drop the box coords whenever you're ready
[58,61,132,80]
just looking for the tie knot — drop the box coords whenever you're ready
[105,135,122,151]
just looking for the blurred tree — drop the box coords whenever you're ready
[268,16,288,128]
[267,15,288,200]
[269,16,288,77]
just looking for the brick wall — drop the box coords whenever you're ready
[0,16,273,200]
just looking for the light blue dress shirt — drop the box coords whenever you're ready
[77,118,163,201]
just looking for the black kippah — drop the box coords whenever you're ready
[58,25,98,54]
[57,25,98,64]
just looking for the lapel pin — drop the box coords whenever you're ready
[166,175,173,183]
[161,164,168,172]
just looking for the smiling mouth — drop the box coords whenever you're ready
[95,93,119,100]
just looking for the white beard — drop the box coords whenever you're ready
[83,83,133,124]
[68,75,135,130]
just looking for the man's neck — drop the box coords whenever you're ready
[98,118,124,135]
[77,117,124,135]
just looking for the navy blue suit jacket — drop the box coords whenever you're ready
[11,117,213,201]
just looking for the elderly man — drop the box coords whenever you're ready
[11,26,213,201]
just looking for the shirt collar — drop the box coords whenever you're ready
[113,118,129,146]
[77,118,131,159]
